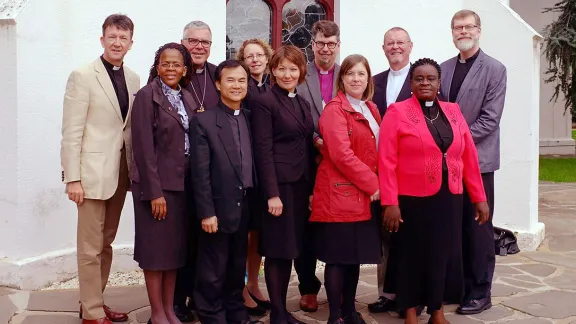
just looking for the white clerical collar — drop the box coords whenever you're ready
[112,66,121,71]
[288,92,297,98]
[390,63,410,76]
[233,109,240,116]
[346,93,365,106]
[196,69,204,74]
[425,101,434,107]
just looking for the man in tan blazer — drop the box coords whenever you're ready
[60,14,140,324]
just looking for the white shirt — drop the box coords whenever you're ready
[346,94,380,146]
[386,63,410,107]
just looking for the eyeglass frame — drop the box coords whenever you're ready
[159,62,185,69]
[383,40,412,48]
[452,24,479,32]
[183,37,213,48]
[312,40,339,50]
[245,53,267,61]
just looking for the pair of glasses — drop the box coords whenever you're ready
[159,62,184,69]
[313,41,338,49]
[452,25,478,32]
[245,53,266,61]
[384,41,411,48]
[184,38,212,48]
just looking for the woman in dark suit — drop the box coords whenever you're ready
[235,38,273,315]
[378,58,489,324]
[130,43,197,324]
[251,45,315,324]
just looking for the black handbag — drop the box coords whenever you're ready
[494,226,520,256]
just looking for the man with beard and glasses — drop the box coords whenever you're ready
[440,9,507,316]
[369,27,422,319]
[294,19,341,313]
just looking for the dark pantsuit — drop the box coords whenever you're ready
[294,221,321,296]
[462,172,496,300]
[194,194,251,324]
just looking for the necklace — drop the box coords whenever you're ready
[190,67,207,112]
[424,109,440,123]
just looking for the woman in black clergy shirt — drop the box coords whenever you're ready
[130,43,196,324]
[251,45,316,324]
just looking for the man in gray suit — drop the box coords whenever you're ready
[294,20,341,312]
[440,9,507,315]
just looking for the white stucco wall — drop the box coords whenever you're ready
[0,0,226,289]
[339,0,544,248]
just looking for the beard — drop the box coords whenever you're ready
[455,36,478,51]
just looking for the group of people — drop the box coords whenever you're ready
[60,9,506,324]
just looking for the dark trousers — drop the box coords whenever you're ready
[175,179,198,309]
[294,221,322,296]
[193,198,250,324]
[462,172,496,300]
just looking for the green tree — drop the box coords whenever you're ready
[542,0,576,118]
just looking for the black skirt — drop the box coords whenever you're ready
[133,182,190,271]
[258,178,311,259]
[314,203,382,265]
[394,173,464,312]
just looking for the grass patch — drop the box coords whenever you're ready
[539,156,576,182]
[572,129,576,140]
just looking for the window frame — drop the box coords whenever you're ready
[226,0,334,49]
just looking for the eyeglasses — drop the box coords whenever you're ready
[184,38,212,48]
[245,53,266,61]
[452,25,478,32]
[384,40,411,48]
[313,41,338,49]
[159,62,184,69]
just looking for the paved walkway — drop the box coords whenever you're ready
[3,182,576,324]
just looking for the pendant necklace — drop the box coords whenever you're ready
[190,67,207,112]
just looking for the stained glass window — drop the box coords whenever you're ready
[282,0,326,64]
[226,0,272,60]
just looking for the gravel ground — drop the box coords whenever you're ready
[43,261,377,290]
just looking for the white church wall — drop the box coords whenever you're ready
[0,0,226,289]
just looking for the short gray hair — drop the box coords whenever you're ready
[182,21,212,39]
[383,27,411,44]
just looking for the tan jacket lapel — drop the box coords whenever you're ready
[94,58,123,122]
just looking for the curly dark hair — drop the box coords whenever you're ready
[147,42,192,86]
[409,57,442,81]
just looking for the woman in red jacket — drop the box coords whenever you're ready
[378,58,489,324]
[310,54,382,324]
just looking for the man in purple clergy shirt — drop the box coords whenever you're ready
[295,20,341,313]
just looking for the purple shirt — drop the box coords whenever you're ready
[317,64,335,104]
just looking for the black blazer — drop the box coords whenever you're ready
[251,84,316,199]
[373,68,412,117]
[244,76,271,110]
[190,102,257,233]
[130,78,197,200]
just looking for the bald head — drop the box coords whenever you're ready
[382,27,413,70]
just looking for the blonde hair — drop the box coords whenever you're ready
[235,38,274,73]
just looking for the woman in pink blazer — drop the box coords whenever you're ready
[378,58,489,324]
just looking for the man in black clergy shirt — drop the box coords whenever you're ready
[191,59,262,324]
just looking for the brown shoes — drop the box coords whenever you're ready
[81,319,113,324]
[79,304,129,323]
[299,294,318,312]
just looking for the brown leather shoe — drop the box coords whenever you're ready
[80,305,128,323]
[81,318,113,324]
[299,294,318,312]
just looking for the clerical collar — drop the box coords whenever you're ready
[458,48,480,64]
[100,55,123,71]
[195,64,206,74]
[425,101,434,107]
[346,93,365,106]
[219,101,241,116]
[274,84,298,97]
[390,63,410,76]
[316,63,335,75]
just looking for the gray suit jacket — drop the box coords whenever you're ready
[296,62,341,139]
[440,49,507,173]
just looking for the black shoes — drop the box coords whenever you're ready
[345,312,367,324]
[173,303,196,322]
[247,289,272,310]
[367,297,397,313]
[456,297,492,315]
